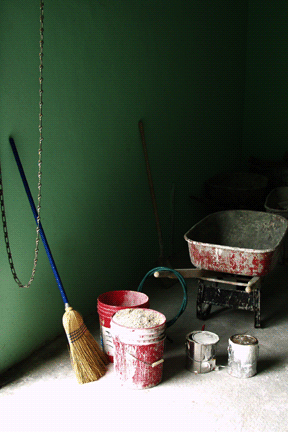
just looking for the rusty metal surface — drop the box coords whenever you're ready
[184,210,288,276]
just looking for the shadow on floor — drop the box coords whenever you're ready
[257,357,285,374]
[162,353,187,382]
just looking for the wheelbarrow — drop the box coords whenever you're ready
[155,210,288,327]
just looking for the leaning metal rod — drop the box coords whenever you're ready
[9,137,69,306]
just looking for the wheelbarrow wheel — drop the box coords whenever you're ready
[197,302,212,320]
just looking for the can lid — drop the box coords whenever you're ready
[231,334,258,345]
[190,331,219,345]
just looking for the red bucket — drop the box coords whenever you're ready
[111,308,166,389]
[97,290,149,362]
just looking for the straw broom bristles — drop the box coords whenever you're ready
[62,306,109,384]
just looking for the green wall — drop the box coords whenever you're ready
[243,1,288,163]
[0,0,248,374]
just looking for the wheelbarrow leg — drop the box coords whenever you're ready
[254,286,261,328]
[196,280,212,320]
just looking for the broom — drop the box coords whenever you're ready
[9,136,108,384]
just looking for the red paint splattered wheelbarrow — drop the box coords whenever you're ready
[155,210,288,327]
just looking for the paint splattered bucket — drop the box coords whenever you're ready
[111,308,166,389]
[228,334,259,378]
[186,331,219,374]
[97,291,149,362]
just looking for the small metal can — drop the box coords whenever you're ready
[186,331,219,374]
[228,334,259,378]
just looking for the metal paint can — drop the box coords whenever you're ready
[186,331,219,374]
[228,334,259,378]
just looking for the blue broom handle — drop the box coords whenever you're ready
[9,137,69,306]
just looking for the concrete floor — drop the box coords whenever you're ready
[1,256,288,432]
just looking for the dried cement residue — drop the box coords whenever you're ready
[113,308,164,328]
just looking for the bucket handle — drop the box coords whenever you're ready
[124,348,164,367]
[137,267,188,328]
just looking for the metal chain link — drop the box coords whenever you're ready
[0,1,44,288]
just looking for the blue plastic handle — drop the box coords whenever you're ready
[9,136,69,305]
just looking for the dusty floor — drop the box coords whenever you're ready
[1,255,288,432]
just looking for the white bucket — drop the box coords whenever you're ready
[228,334,259,378]
[111,308,166,389]
[186,331,219,374]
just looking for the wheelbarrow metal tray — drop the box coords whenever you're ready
[184,210,288,276]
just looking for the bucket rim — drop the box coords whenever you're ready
[97,290,149,306]
[113,334,166,346]
[111,308,166,330]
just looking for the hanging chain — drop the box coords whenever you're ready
[0,1,44,288]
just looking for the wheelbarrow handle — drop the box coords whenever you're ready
[155,268,261,293]
[9,137,69,305]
